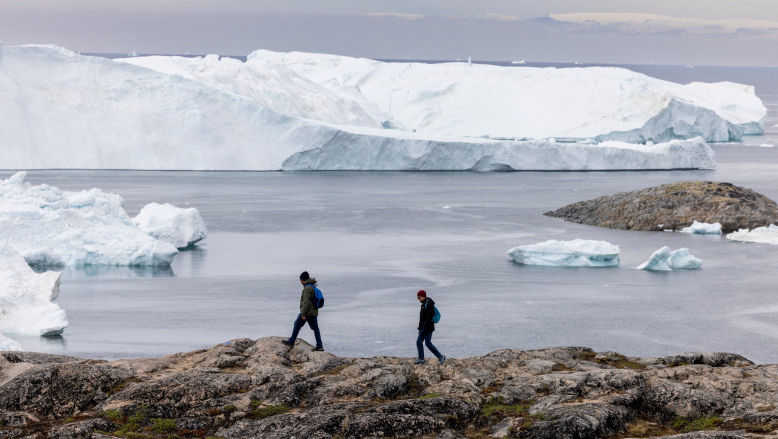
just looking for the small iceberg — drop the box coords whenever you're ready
[0,244,67,349]
[637,247,702,271]
[508,239,620,267]
[0,172,179,266]
[680,221,722,234]
[134,203,208,249]
[726,224,778,245]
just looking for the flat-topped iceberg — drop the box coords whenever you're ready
[133,203,208,249]
[0,44,753,170]
[0,172,178,266]
[726,224,778,245]
[251,49,766,142]
[680,221,723,234]
[637,247,702,271]
[508,239,620,267]
[0,245,67,347]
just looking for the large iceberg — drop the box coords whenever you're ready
[0,45,755,171]
[680,221,723,234]
[0,334,21,351]
[0,172,178,266]
[250,50,766,142]
[508,239,620,267]
[726,224,778,245]
[133,203,208,249]
[637,247,702,271]
[0,244,67,342]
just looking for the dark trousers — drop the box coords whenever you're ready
[287,314,323,348]
[416,329,442,360]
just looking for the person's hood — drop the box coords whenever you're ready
[305,278,317,286]
[422,298,435,306]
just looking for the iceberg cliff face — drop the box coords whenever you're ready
[0,45,756,170]
[0,244,67,343]
[250,50,766,142]
[637,247,702,271]
[0,172,178,266]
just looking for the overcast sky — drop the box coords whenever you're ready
[1,0,777,66]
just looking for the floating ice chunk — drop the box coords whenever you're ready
[637,247,702,271]
[0,334,21,351]
[134,203,208,249]
[726,224,778,245]
[680,221,722,234]
[0,244,67,343]
[760,143,774,148]
[0,172,178,266]
[508,239,620,267]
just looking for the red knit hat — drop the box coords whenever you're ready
[417,290,427,298]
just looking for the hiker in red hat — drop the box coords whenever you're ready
[415,289,446,365]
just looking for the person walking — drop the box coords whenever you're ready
[415,289,446,365]
[282,271,324,351]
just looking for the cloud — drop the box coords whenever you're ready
[550,12,778,34]
[362,12,426,21]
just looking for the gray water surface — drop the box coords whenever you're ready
[13,145,778,363]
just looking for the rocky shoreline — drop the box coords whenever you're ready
[2,338,778,438]
[545,181,778,233]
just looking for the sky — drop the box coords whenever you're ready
[1,0,777,66]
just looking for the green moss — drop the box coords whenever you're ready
[418,393,441,399]
[63,417,76,423]
[480,396,531,418]
[151,418,177,434]
[672,416,723,433]
[247,403,290,419]
[595,353,646,370]
[102,409,123,423]
[222,404,237,414]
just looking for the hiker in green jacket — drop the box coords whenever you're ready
[282,271,324,351]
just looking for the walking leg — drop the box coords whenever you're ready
[306,316,324,349]
[416,330,425,360]
[424,331,442,359]
[287,314,305,344]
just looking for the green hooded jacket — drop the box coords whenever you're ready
[299,278,319,317]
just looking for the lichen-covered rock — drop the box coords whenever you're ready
[545,181,778,233]
[1,338,778,438]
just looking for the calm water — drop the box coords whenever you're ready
[12,64,778,363]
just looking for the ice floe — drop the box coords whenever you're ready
[680,221,723,234]
[0,44,759,170]
[508,239,620,267]
[726,224,778,245]
[0,244,67,347]
[637,247,702,271]
[133,203,208,249]
[0,172,178,266]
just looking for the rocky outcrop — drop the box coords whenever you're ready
[1,338,777,438]
[545,181,778,233]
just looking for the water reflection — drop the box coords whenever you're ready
[31,264,175,279]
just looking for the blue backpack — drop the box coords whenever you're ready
[310,284,325,309]
[425,302,441,323]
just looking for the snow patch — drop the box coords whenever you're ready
[726,224,778,245]
[637,247,702,271]
[0,244,67,346]
[0,172,178,266]
[680,221,722,234]
[133,203,208,249]
[508,239,620,267]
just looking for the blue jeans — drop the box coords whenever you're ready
[416,329,442,360]
[287,314,323,348]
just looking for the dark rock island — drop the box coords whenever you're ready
[545,181,778,233]
[1,338,777,438]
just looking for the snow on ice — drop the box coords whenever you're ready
[680,221,723,234]
[726,224,778,245]
[0,334,21,351]
[0,172,178,266]
[0,45,761,170]
[0,244,67,346]
[133,203,208,249]
[508,239,620,267]
[637,247,702,271]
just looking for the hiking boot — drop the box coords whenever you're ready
[312,347,324,351]
[439,355,447,365]
[414,358,425,364]
[281,340,294,348]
